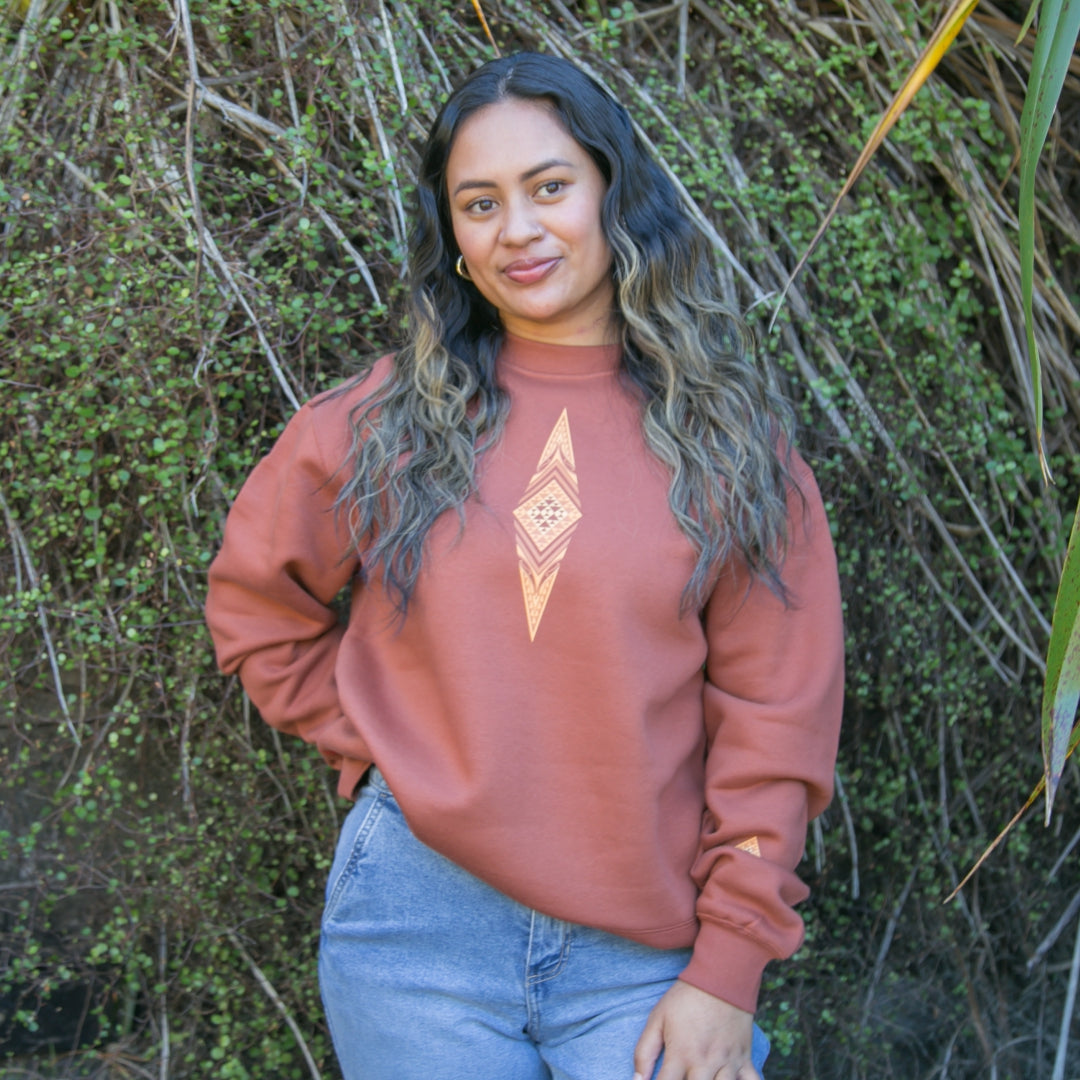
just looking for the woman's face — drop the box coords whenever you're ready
[445,98,616,346]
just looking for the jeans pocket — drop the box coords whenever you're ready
[322,781,390,922]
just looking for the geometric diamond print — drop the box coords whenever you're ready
[513,409,582,641]
[513,478,583,554]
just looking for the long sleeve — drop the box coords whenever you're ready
[679,455,845,1013]
[204,393,373,775]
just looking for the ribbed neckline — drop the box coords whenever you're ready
[499,332,622,376]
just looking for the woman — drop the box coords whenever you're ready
[205,52,844,1080]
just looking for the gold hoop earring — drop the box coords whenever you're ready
[455,255,473,282]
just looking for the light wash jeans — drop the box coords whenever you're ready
[319,767,770,1080]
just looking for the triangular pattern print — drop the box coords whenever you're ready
[512,409,582,641]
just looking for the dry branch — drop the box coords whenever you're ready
[1053,912,1080,1080]
[0,487,80,747]
[225,930,323,1080]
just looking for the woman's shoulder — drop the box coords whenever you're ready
[278,353,396,468]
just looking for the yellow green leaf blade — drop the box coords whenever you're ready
[1017,0,1080,484]
[470,0,499,53]
[773,0,978,321]
[854,0,980,160]
[1043,493,1080,820]
[946,777,1044,902]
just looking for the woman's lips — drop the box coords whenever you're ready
[502,257,560,284]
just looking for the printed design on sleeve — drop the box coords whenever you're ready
[513,409,582,641]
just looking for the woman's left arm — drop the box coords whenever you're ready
[691,452,844,1006]
[635,452,844,1077]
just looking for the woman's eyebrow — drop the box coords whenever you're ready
[452,158,576,197]
[520,157,575,181]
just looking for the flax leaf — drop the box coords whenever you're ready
[1017,0,1080,483]
[1043,494,1080,820]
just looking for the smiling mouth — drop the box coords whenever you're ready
[503,257,560,285]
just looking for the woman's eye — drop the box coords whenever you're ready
[467,197,495,213]
[538,180,564,197]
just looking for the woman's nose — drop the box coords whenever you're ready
[499,196,543,246]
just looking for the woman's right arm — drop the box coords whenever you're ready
[204,397,367,772]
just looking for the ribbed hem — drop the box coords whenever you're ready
[678,920,780,1014]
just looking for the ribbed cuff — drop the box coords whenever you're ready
[678,919,777,1014]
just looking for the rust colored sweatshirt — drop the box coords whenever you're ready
[204,334,845,1013]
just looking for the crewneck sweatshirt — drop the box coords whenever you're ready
[205,333,845,1013]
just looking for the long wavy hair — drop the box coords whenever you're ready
[333,52,796,613]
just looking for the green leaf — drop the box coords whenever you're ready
[1042,493,1080,820]
[1015,0,1042,43]
[1017,0,1080,483]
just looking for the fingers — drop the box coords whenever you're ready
[632,1013,664,1080]
[638,1050,759,1080]
[644,1041,760,1080]
[699,1064,760,1080]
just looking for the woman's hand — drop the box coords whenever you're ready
[632,980,759,1080]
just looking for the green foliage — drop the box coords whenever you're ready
[1,2,1077,1078]
[0,2,386,1073]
